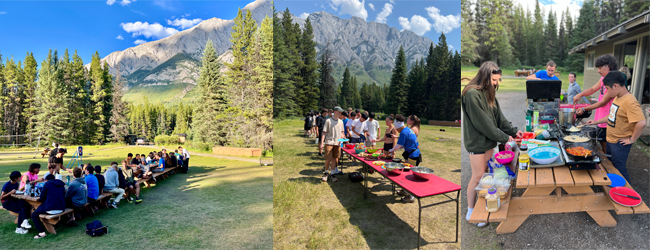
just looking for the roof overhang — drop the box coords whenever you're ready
[569,10,650,54]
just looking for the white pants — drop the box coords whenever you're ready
[104,188,125,203]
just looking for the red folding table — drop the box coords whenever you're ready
[342,147,461,249]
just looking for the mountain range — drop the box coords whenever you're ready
[100,0,434,104]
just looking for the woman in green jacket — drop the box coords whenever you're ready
[462,61,522,227]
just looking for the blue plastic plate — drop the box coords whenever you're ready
[607,173,626,187]
[338,139,349,142]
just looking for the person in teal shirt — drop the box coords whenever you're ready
[526,60,560,80]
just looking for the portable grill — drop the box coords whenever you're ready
[557,129,601,170]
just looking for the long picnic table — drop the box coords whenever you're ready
[469,144,650,234]
[4,165,180,234]
[342,147,461,249]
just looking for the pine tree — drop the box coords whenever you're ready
[22,52,38,137]
[622,0,650,21]
[544,10,558,64]
[385,46,408,115]
[533,0,544,66]
[352,76,361,109]
[0,53,4,135]
[300,18,319,112]
[272,6,297,118]
[318,41,337,108]
[89,51,107,144]
[69,50,90,144]
[192,40,228,146]
[567,0,597,72]
[484,0,514,66]
[34,50,69,145]
[109,67,129,143]
[2,56,24,142]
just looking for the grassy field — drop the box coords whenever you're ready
[122,83,201,106]
[0,146,272,249]
[462,66,585,93]
[273,119,461,249]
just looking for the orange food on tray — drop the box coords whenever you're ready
[566,146,591,157]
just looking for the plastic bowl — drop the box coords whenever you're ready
[355,148,365,154]
[412,167,434,180]
[366,148,378,153]
[495,151,514,165]
[523,132,535,139]
[528,146,561,165]
[345,144,355,149]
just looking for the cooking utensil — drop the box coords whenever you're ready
[384,162,404,175]
[558,108,576,127]
[564,143,610,160]
[613,192,640,200]
[609,187,642,207]
[411,167,434,180]
[580,126,598,138]
[392,158,402,163]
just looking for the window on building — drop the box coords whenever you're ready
[587,53,595,68]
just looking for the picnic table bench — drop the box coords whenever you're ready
[0,206,20,224]
[342,147,461,249]
[469,145,650,234]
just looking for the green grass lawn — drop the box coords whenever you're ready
[462,66,586,93]
[0,146,272,249]
[273,119,461,249]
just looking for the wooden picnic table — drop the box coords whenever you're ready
[342,147,461,249]
[469,144,650,234]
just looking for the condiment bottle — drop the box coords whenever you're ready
[486,187,500,212]
[519,145,529,171]
[24,180,31,196]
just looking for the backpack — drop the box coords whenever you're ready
[85,220,108,237]
[348,172,364,182]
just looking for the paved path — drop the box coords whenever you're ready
[461,91,650,249]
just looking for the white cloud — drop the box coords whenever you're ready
[368,3,374,11]
[181,13,191,18]
[121,21,179,39]
[166,18,203,29]
[448,45,453,50]
[389,0,395,4]
[398,15,431,36]
[131,9,146,16]
[425,6,460,33]
[107,0,136,6]
[0,11,6,15]
[153,0,175,11]
[375,3,393,23]
[116,35,124,40]
[300,13,310,19]
[120,0,135,6]
[329,3,338,11]
[134,39,147,45]
[329,0,368,20]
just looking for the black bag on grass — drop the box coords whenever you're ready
[85,220,108,237]
[349,172,364,182]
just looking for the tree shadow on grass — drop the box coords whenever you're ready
[288,161,447,249]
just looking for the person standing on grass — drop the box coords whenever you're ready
[2,171,33,234]
[103,163,125,209]
[179,146,190,173]
[364,112,381,148]
[49,148,71,175]
[304,111,314,137]
[49,143,59,158]
[526,60,560,80]
[462,61,522,227]
[565,72,590,104]
[373,115,398,156]
[19,163,43,191]
[350,112,368,165]
[32,174,66,239]
[574,54,619,152]
[408,115,421,137]
[586,71,646,182]
[64,167,87,227]
[316,108,328,157]
[321,106,346,182]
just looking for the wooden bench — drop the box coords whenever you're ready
[38,208,74,234]
[41,148,51,158]
[0,206,19,224]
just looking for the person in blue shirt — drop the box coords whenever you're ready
[526,60,560,80]
[388,115,421,166]
[84,165,99,203]
[387,114,421,203]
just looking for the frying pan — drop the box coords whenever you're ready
[564,141,610,160]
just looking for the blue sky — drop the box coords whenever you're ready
[275,0,461,53]
[0,0,255,65]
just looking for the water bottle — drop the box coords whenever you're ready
[24,180,31,196]
[66,175,71,186]
[30,183,35,197]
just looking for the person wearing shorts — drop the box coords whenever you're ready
[321,106,345,182]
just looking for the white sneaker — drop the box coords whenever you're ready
[21,219,32,229]
[474,222,488,227]
[15,228,28,234]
